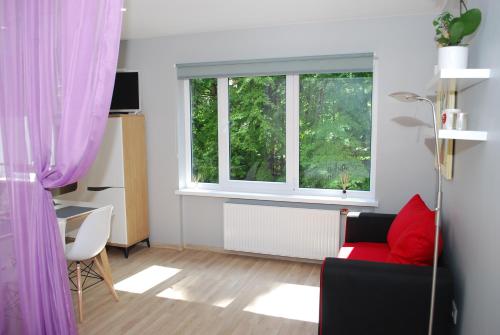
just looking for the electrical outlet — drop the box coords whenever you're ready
[452,300,458,325]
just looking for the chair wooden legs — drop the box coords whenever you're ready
[76,261,84,323]
[71,249,118,323]
[94,249,119,302]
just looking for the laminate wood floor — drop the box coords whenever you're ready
[75,246,321,335]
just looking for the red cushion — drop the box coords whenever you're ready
[339,242,391,263]
[386,210,443,266]
[387,194,433,248]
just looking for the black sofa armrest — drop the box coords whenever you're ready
[345,212,396,243]
[320,258,454,335]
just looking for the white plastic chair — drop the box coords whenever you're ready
[65,205,119,322]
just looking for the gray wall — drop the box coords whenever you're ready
[441,0,500,334]
[118,14,439,248]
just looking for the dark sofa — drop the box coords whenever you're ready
[319,212,454,335]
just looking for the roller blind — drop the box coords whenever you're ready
[176,53,373,79]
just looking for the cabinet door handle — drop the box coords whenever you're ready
[87,187,112,192]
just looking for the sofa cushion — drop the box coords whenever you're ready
[387,194,433,249]
[339,242,391,263]
[386,210,443,266]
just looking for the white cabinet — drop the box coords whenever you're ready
[84,119,125,188]
[58,115,149,257]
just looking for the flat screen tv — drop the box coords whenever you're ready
[110,71,140,112]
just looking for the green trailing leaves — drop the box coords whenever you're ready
[437,37,449,46]
[461,8,482,36]
[449,21,465,45]
[433,8,482,46]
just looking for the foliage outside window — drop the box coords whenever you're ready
[190,78,218,183]
[299,73,372,191]
[229,76,286,182]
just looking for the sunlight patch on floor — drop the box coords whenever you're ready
[243,283,319,323]
[156,287,187,300]
[212,297,235,308]
[114,265,181,294]
[156,286,235,308]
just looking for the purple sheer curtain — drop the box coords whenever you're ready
[0,1,123,334]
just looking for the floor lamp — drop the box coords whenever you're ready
[389,92,442,335]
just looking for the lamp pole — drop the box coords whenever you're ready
[417,97,442,335]
[389,92,442,335]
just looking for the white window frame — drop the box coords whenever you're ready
[182,63,377,201]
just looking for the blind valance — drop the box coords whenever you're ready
[176,53,373,79]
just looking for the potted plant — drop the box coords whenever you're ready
[192,174,203,188]
[340,171,350,199]
[433,7,482,69]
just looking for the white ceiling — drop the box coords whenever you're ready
[121,0,447,40]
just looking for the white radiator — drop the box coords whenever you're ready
[223,202,340,260]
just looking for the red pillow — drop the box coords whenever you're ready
[387,194,433,249]
[386,210,443,266]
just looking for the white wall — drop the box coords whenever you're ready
[440,0,500,334]
[118,14,438,248]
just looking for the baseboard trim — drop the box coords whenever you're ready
[183,244,322,264]
[150,243,184,251]
[183,244,223,253]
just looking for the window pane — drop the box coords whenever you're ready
[299,73,373,191]
[191,78,218,183]
[229,76,286,182]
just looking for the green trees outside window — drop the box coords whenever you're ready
[299,73,372,191]
[229,76,286,182]
[189,72,373,192]
[190,78,218,183]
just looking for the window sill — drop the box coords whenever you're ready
[175,188,378,207]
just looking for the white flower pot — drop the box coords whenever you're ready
[438,46,469,69]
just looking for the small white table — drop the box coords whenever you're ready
[54,200,103,247]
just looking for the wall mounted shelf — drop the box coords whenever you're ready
[427,68,491,93]
[438,129,487,141]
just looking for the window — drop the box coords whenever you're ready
[180,54,376,199]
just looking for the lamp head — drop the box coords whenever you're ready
[389,91,421,103]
